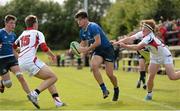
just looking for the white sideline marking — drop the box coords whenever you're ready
[63,73,178,110]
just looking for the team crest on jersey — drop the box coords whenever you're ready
[82,34,86,37]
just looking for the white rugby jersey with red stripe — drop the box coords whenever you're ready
[14,28,46,65]
[134,31,171,57]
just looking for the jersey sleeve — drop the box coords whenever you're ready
[38,31,46,44]
[141,35,153,44]
[134,31,143,39]
[91,23,100,37]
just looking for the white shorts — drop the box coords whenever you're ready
[150,45,173,64]
[19,58,45,76]
[150,55,173,64]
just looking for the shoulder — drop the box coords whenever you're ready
[36,31,45,40]
[88,22,101,32]
[142,32,155,43]
[37,30,44,36]
[0,29,5,34]
[89,22,99,28]
[131,31,143,40]
[135,31,143,37]
[144,32,155,39]
[30,30,44,37]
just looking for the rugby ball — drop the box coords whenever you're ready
[70,41,81,57]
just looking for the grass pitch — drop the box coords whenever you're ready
[0,52,180,110]
[0,67,180,110]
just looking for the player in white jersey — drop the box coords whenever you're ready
[14,15,65,109]
[114,19,180,100]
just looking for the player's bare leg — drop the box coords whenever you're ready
[10,65,31,94]
[165,64,180,80]
[91,55,109,99]
[48,85,65,107]
[105,61,119,101]
[0,73,11,93]
[145,63,159,100]
[28,65,57,109]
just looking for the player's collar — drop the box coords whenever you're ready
[84,22,90,31]
[26,27,34,30]
[2,28,13,34]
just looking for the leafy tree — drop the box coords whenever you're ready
[154,0,180,20]
[0,0,111,49]
[101,0,180,40]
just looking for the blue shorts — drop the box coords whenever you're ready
[0,56,18,75]
[93,45,115,62]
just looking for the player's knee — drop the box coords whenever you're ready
[50,73,58,82]
[91,63,99,71]
[53,75,58,82]
[3,80,12,88]
[15,72,23,78]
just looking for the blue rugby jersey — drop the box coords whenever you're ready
[0,28,16,58]
[80,22,111,50]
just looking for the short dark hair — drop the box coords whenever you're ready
[4,15,17,23]
[74,9,88,19]
[25,15,38,27]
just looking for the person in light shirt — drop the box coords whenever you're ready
[14,15,65,108]
[114,19,180,100]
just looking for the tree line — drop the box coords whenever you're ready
[0,0,179,49]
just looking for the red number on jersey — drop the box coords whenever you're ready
[20,35,30,47]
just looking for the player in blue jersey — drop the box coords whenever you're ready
[74,9,119,101]
[0,15,36,107]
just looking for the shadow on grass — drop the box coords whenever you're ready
[0,98,27,109]
[83,101,123,109]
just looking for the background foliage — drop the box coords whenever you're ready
[101,0,180,39]
[0,0,179,49]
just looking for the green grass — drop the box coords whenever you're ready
[0,52,180,110]
[0,67,180,110]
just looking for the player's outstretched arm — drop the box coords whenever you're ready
[113,35,136,45]
[39,42,56,62]
[119,42,146,51]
